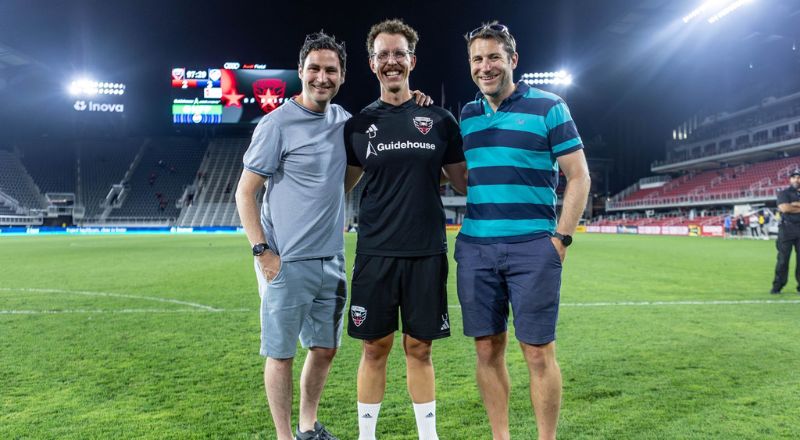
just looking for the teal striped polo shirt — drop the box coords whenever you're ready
[459,82,583,243]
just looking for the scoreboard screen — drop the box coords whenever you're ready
[171,64,300,124]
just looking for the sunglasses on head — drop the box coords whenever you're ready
[468,23,509,39]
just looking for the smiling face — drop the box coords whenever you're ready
[297,49,344,112]
[369,32,416,96]
[469,37,518,103]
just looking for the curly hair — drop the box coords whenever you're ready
[366,18,419,55]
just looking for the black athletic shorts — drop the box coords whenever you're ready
[348,253,451,341]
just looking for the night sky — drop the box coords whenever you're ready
[1,0,799,192]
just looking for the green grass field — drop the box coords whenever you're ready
[1,233,799,439]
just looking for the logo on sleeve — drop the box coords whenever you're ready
[366,142,378,159]
[351,305,367,327]
[366,124,378,138]
[413,117,433,135]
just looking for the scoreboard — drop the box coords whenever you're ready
[171,64,300,124]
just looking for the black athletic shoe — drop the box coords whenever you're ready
[295,422,338,440]
[770,289,781,295]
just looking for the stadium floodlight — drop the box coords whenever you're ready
[69,78,126,96]
[682,0,754,24]
[682,0,723,23]
[69,78,98,96]
[521,71,573,87]
[708,0,754,23]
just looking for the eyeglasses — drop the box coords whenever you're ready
[468,23,509,39]
[370,50,414,63]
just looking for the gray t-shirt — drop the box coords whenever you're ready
[243,99,351,261]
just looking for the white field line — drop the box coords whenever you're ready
[447,299,800,309]
[0,308,251,315]
[561,299,800,307]
[0,287,224,311]
[3,287,799,315]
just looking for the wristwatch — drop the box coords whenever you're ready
[252,242,269,256]
[552,232,573,247]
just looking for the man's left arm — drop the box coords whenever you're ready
[552,149,591,262]
[442,162,467,194]
[440,110,467,194]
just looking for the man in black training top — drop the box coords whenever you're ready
[771,168,800,294]
[343,18,467,440]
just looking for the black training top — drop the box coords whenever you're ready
[344,98,465,256]
[777,185,800,225]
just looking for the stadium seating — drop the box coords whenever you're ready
[78,139,142,218]
[18,142,76,194]
[177,138,249,227]
[0,203,17,215]
[108,139,204,220]
[612,156,799,208]
[657,91,800,167]
[0,149,47,210]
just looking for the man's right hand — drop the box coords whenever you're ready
[257,252,282,282]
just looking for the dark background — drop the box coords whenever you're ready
[1,0,798,193]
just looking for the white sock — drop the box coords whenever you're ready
[412,400,439,440]
[358,401,382,440]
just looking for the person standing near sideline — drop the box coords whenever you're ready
[235,31,349,440]
[343,18,467,440]
[770,168,800,295]
[456,22,591,440]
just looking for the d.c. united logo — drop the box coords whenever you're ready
[413,116,433,135]
[351,305,367,327]
[253,79,286,113]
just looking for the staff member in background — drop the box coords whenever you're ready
[770,168,800,295]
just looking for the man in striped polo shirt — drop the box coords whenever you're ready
[456,22,591,440]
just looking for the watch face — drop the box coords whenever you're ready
[562,235,573,246]
[252,243,268,256]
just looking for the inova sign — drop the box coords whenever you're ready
[73,100,124,113]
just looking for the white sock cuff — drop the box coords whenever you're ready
[358,401,382,415]
[413,400,436,411]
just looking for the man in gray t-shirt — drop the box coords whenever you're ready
[235,32,349,440]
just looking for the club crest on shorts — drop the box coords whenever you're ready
[351,305,367,327]
[413,116,433,135]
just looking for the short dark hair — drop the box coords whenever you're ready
[366,18,419,55]
[464,20,516,60]
[299,31,347,73]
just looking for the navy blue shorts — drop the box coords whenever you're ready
[455,235,562,345]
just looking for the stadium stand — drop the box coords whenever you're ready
[609,156,799,209]
[77,139,143,219]
[177,138,249,227]
[105,139,204,222]
[0,149,47,211]
[18,142,76,195]
[654,91,800,169]
[599,88,800,237]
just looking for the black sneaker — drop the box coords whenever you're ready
[295,422,338,440]
[770,289,781,295]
